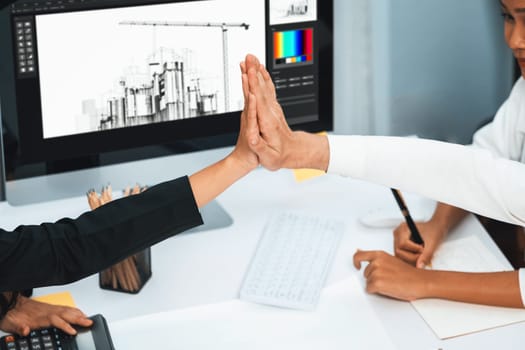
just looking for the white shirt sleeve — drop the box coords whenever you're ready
[326,135,525,226]
[472,78,525,161]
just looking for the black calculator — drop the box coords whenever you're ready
[0,314,114,350]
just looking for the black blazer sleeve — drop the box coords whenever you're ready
[0,176,203,292]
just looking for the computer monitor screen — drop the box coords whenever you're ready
[0,0,333,192]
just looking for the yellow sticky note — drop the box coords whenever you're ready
[292,131,327,182]
[33,291,76,308]
[293,168,325,182]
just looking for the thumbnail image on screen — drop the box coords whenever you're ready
[36,0,265,139]
[269,0,317,25]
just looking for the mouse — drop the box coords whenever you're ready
[358,209,404,229]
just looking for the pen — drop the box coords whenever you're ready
[390,188,424,245]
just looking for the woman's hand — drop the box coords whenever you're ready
[0,297,93,336]
[228,61,261,173]
[353,250,431,301]
[393,220,448,268]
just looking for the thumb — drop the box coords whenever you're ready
[416,250,433,269]
[17,324,30,337]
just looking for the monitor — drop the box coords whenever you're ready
[0,0,333,208]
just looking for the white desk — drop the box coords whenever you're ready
[2,152,525,349]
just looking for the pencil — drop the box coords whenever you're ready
[390,188,424,245]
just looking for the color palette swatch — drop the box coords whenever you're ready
[273,28,313,67]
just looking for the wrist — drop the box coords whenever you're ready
[0,292,20,321]
[225,150,256,177]
[429,204,468,233]
[427,216,451,238]
[419,269,437,299]
[284,132,329,170]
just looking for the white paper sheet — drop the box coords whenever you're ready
[110,276,396,349]
[412,235,525,339]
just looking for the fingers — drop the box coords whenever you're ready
[59,308,93,329]
[101,185,111,203]
[241,72,249,106]
[245,54,261,74]
[247,61,269,102]
[19,325,30,337]
[353,250,383,269]
[401,241,424,254]
[260,66,276,99]
[393,223,423,265]
[86,190,100,210]
[49,314,77,335]
[244,54,273,100]
[247,65,260,97]
[12,323,30,337]
[239,61,246,74]
[98,190,107,206]
[247,66,268,132]
[131,184,141,195]
[246,93,260,147]
[395,249,420,265]
[247,66,275,136]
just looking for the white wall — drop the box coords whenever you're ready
[334,0,515,143]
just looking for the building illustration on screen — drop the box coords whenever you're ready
[81,20,250,133]
[90,50,218,132]
[37,0,266,140]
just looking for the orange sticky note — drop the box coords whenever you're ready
[33,291,76,308]
[292,131,327,182]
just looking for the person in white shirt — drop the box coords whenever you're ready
[239,5,525,307]
[390,0,525,299]
[392,77,525,268]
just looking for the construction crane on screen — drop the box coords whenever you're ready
[119,20,250,112]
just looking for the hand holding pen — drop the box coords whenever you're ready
[391,189,440,269]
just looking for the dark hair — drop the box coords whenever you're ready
[0,292,20,320]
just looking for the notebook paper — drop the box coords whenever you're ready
[412,235,525,339]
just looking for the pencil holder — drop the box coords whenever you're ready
[99,248,152,294]
[87,184,152,294]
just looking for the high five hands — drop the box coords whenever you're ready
[240,54,330,172]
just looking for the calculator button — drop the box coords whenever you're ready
[19,339,29,348]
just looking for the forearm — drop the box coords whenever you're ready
[424,270,523,308]
[189,153,253,208]
[430,203,469,232]
[0,177,203,291]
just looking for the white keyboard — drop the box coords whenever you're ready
[240,211,344,310]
